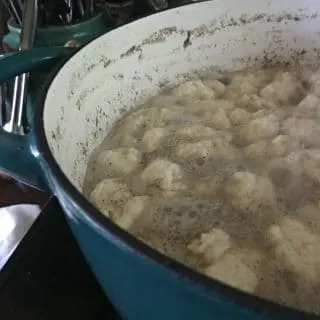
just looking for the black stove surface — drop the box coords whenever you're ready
[0,197,120,320]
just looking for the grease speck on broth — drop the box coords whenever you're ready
[84,65,320,314]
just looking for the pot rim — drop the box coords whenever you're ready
[34,10,317,320]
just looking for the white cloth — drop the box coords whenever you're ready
[0,204,41,270]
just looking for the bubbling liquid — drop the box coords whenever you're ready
[84,66,320,314]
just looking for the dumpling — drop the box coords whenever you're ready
[224,171,276,214]
[95,148,142,178]
[90,178,131,219]
[141,159,185,191]
[260,71,304,105]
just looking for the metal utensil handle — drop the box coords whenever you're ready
[5,0,38,134]
[20,0,38,51]
[76,0,85,18]
[89,0,94,16]
[147,0,168,11]
[0,85,6,126]
[66,0,73,24]
[2,0,22,25]
[0,47,74,191]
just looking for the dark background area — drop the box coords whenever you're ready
[0,3,9,37]
[0,198,119,319]
[0,175,49,207]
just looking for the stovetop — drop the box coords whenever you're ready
[0,197,120,319]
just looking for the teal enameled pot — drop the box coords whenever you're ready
[0,1,319,319]
[3,12,108,49]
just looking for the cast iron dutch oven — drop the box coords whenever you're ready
[0,1,319,319]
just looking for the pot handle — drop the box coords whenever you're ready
[0,47,73,84]
[0,47,74,192]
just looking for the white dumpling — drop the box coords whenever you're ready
[267,218,320,283]
[238,94,277,111]
[141,159,185,191]
[120,107,159,136]
[226,73,260,98]
[175,140,229,162]
[90,178,131,219]
[147,94,180,109]
[187,228,231,264]
[143,107,182,127]
[228,108,251,126]
[260,71,304,105]
[171,80,215,100]
[203,108,231,130]
[295,93,320,118]
[185,99,235,114]
[176,135,236,162]
[238,114,280,143]
[123,106,184,132]
[203,79,226,98]
[151,107,185,126]
[282,117,320,147]
[95,148,142,178]
[176,125,216,139]
[303,149,320,185]
[245,134,299,160]
[296,203,320,234]
[111,131,138,148]
[209,99,235,110]
[244,140,269,159]
[309,69,320,97]
[268,151,305,183]
[122,112,146,135]
[269,135,300,157]
[116,196,149,230]
[141,128,168,153]
[224,171,276,214]
[204,250,259,294]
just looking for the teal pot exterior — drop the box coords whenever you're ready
[3,13,109,49]
[0,47,73,190]
[0,46,315,320]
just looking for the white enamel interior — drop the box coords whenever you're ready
[44,0,320,192]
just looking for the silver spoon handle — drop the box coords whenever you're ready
[2,0,22,25]
[5,0,38,135]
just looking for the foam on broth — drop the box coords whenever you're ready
[84,65,320,314]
